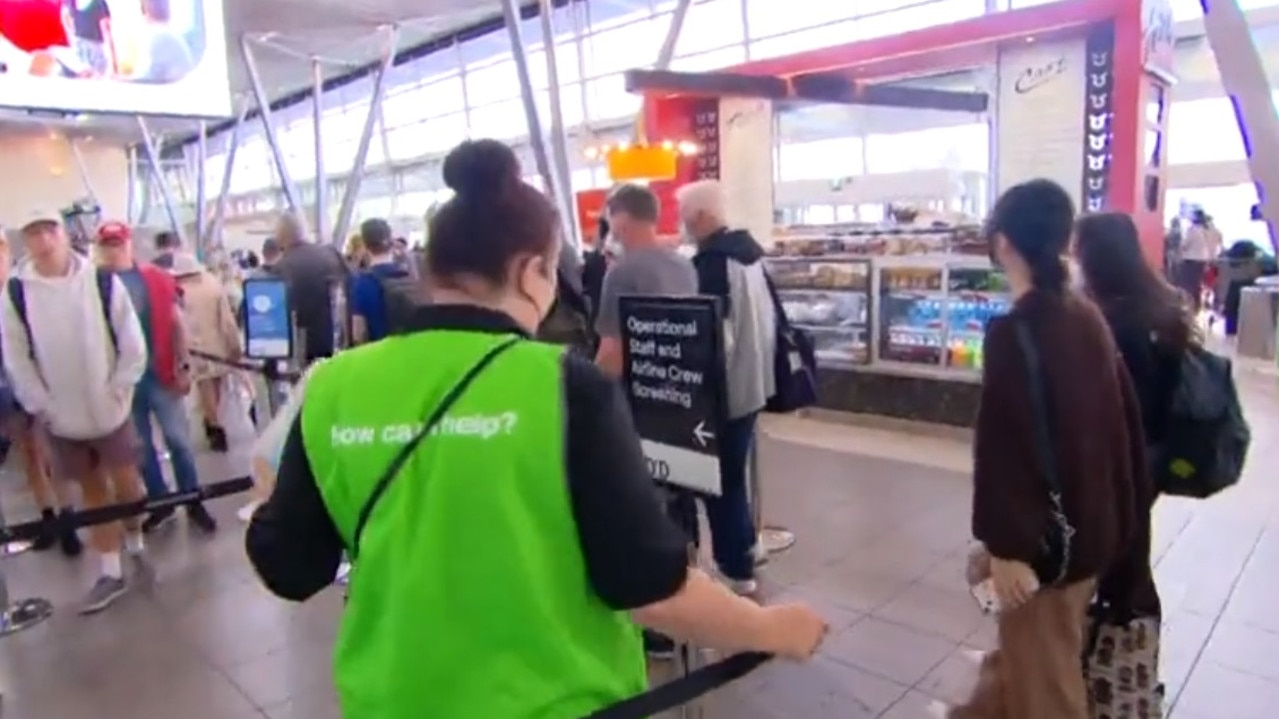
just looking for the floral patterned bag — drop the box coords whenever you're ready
[1084,609,1165,719]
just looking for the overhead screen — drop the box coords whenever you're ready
[0,0,231,118]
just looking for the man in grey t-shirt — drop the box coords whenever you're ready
[594,184,698,377]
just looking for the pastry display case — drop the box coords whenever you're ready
[766,224,1010,376]
[766,257,872,366]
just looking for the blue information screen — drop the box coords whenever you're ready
[243,278,292,360]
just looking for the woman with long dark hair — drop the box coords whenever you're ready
[1074,212,1192,622]
[950,180,1149,719]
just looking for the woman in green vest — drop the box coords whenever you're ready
[245,139,826,719]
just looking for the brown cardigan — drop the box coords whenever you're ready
[972,290,1152,586]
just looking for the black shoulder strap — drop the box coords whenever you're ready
[1013,321,1061,498]
[95,268,119,354]
[350,336,521,557]
[6,278,31,362]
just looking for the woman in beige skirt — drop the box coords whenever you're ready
[170,253,242,451]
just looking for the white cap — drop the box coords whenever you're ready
[18,207,63,232]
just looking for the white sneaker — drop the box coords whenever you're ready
[727,578,758,597]
[335,561,351,586]
[237,502,261,523]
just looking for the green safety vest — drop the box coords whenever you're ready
[301,330,646,719]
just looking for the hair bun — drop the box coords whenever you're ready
[442,139,521,197]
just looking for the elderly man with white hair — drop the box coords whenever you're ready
[677,179,777,596]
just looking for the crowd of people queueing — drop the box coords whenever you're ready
[0,214,245,615]
[235,136,1201,719]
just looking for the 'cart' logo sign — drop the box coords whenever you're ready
[1014,57,1067,94]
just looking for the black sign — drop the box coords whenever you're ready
[619,295,726,496]
[1080,21,1116,213]
[691,97,721,181]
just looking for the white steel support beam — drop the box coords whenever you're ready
[1201,0,1279,251]
[655,0,695,71]
[209,98,251,254]
[540,0,580,248]
[241,35,306,229]
[136,117,183,242]
[500,0,557,198]
[125,145,140,223]
[312,58,328,247]
[331,25,399,246]
[195,121,208,256]
[66,136,100,210]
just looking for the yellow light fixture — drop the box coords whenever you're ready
[587,140,700,182]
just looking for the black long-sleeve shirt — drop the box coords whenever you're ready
[245,304,690,611]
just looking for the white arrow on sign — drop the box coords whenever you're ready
[692,421,714,448]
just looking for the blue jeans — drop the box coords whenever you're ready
[704,412,759,581]
[132,376,201,498]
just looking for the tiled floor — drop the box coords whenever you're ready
[0,367,1275,718]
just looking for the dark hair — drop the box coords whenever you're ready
[360,218,393,254]
[261,237,281,257]
[606,184,660,223]
[1076,212,1195,350]
[597,215,610,242]
[1190,208,1210,227]
[428,139,557,287]
[987,179,1074,292]
[155,231,180,250]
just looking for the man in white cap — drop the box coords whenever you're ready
[1,209,151,614]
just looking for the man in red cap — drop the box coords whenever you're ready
[94,222,216,536]
[1,209,150,614]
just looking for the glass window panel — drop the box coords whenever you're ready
[671,45,746,73]
[865,124,988,173]
[417,76,464,113]
[382,86,426,129]
[778,138,864,180]
[468,99,527,140]
[387,113,469,161]
[747,0,858,40]
[326,141,358,175]
[1167,98,1247,164]
[851,0,984,40]
[467,59,520,106]
[674,0,744,56]
[535,87,585,129]
[585,74,641,122]
[585,19,659,77]
[323,108,366,144]
[527,41,582,87]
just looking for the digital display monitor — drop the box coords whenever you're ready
[0,0,231,117]
[243,277,293,360]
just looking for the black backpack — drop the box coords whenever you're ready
[374,271,428,335]
[8,269,119,364]
[1151,346,1250,498]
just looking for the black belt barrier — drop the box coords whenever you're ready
[583,651,771,719]
[190,350,302,382]
[0,477,253,544]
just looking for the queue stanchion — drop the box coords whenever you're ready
[749,439,795,560]
[619,294,735,719]
[0,490,53,636]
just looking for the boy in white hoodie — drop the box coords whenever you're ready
[1,209,151,614]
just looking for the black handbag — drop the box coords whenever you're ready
[1013,321,1076,586]
[762,273,818,413]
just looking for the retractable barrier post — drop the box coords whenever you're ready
[0,491,53,636]
[749,440,795,558]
